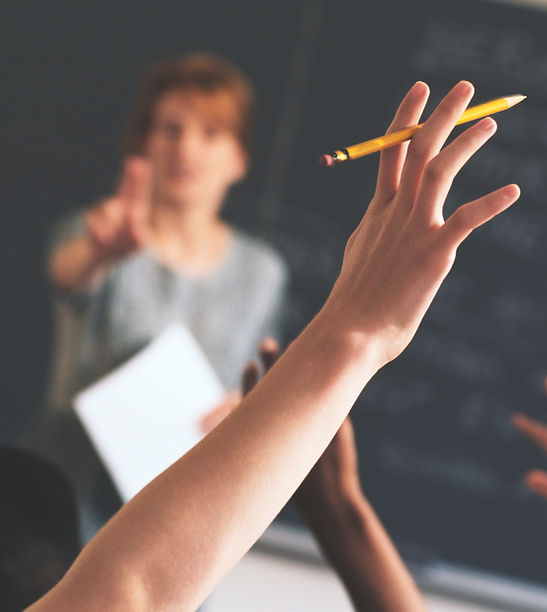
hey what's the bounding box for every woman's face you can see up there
[144,89,248,211]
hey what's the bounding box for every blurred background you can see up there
[2,0,547,609]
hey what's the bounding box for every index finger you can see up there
[512,413,547,453]
[242,362,260,397]
[259,337,280,373]
[117,156,152,209]
[375,81,430,202]
[397,80,475,206]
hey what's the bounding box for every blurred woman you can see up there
[30,54,288,540]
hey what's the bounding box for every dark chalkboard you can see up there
[225,1,547,607]
[3,0,547,608]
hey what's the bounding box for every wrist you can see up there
[83,233,118,267]
[310,305,387,376]
[302,489,376,551]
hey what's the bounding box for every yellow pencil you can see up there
[319,94,526,167]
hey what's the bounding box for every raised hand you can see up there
[84,156,152,262]
[240,339,360,512]
[241,337,280,396]
[199,338,279,434]
[512,376,547,500]
[291,418,359,514]
[242,341,426,611]
[323,80,520,368]
[49,156,153,291]
[35,82,519,612]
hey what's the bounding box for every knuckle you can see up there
[424,158,448,184]
[344,229,358,254]
[437,102,456,120]
[450,206,471,230]
[407,136,429,161]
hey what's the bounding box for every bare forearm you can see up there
[30,313,384,612]
[48,235,110,292]
[302,492,426,612]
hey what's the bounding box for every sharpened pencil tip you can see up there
[505,94,527,107]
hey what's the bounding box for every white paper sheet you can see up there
[74,323,225,502]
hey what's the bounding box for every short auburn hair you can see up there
[125,53,256,157]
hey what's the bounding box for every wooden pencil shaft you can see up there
[331,95,525,162]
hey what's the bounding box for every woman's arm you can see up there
[48,157,151,292]
[245,341,425,611]
[48,233,112,292]
[29,80,520,612]
[294,419,426,612]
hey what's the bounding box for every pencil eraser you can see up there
[318,154,335,167]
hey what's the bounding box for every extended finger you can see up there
[116,157,135,201]
[375,81,430,202]
[123,157,152,243]
[512,412,547,452]
[398,80,475,207]
[413,117,498,224]
[85,204,119,247]
[118,156,152,208]
[439,184,519,249]
[259,337,280,373]
[242,362,260,397]
[525,470,547,500]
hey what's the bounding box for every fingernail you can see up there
[410,81,428,97]
[453,80,474,97]
[478,117,497,131]
[503,184,521,201]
